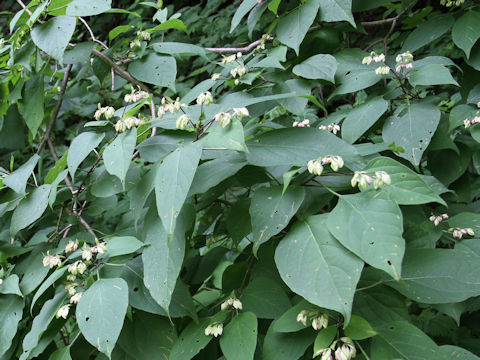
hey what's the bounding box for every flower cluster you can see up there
[463,111,480,128]
[42,251,63,269]
[351,171,391,190]
[296,310,329,331]
[395,51,414,72]
[204,322,223,337]
[375,65,391,75]
[362,52,385,65]
[440,0,464,6]
[319,123,341,135]
[114,116,146,133]
[213,107,250,128]
[176,114,190,130]
[230,65,247,84]
[307,155,344,176]
[429,213,449,226]
[220,297,243,311]
[158,97,187,117]
[314,337,356,360]
[124,89,149,103]
[450,227,475,239]
[221,53,239,65]
[130,30,151,49]
[211,73,222,81]
[94,104,115,120]
[255,34,274,53]
[293,119,310,127]
[196,91,213,106]
[65,240,78,253]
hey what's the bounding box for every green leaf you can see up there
[275,215,363,323]
[189,153,246,195]
[155,141,202,234]
[276,0,320,54]
[149,19,188,34]
[137,131,195,162]
[169,312,227,360]
[401,14,454,53]
[128,54,176,88]
[376,321,449,359]
[273,300,317,333]
[319,0,355,26]
[76,278,128,358]
[202,119,248,153]
[452,11,480,58]
[108,25,131,41]
[313,326,337,355]
[0,295,24,358]
[49,347,72,360]
[31,268,68,312]
[409,64,459,87]
[45,151,68,184]
[450,213,480,235]
[292,54,337,82]
[342,97,388,144]
[343,315,377,340]
[331,69,382,96]
[66,0,112,16]
[230,0,258,33]
[153,42,207,59]
[142,215,185,313]
[247,128,365,170]
[263,324,315,360]
[441,345,480,359]
[383,101,441,166]
[103,128,137,188]
[364,157,446,205]
[20,291,65,360]
[250,185,305,255]
[327,192,404,279]
[31,15,76,62]
[241,277,291,319]
[385,249,480,304]
[18,74,44,138]
[100,236,143,258]
[0,275,22,296]
[3,154,39,194]
[226,198,252,244]
[48,169,68,207]
[11,185,51,237]
[220,312,258,360]
[67,132,105,181]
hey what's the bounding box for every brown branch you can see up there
[361,10,406,27]
[78,215,98,240]
[78,17,109,50]
[16,0,32,15]
[206,39,263,54]
[37,64,73,154]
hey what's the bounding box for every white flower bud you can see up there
[70,292,83,304]
[157,106,166,118]
[307,159,323,176]
[104,107,115,119]
[362,56,372,65]
[65,283,76,295]
[214,112,232,128]
[65,240,78,253]
[114,120,127,133]
[130,39,141,49]
[176,114,190,130]
[211,73,221,81]
[76,261,87,274]
[232,299,243,310]
[96,242,107,254]
[82,248,92,261]
[221,54,236,64]
[233,107,250,120]
[466,228,475,236]
[196,91,213,106]
[464,119,471,128]
[56,304,70,319]
[312,313,328,330]
[373,171,391,189]
[296,310,308,326]
[375,65,391,75]
[137,30,151,41]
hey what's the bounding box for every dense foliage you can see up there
[2,0,480,358]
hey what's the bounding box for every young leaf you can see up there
[31,16,76,62]
[67,132,105,181]
[250,185,305,255]
[103,128,137,188]
[18,74,44,138]
[155,141,202,234]
[343,315,377,340]
[219,312,258,360]
[3,154,39,194]
[327,192,405,280]
[76,278,128,358]
[275,215,363,323]
[263,324,315,360]
[313,326,337,356]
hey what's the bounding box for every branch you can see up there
[361,10,406,27]
[37,64,73,154]
[206,39,263,54]
[78,214,99,241]
[78,17,109,50]
[16,0,32,15]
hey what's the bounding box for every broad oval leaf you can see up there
[292,54,337,82]
[263,323,315,360]
[66,0,112,16]
[441,345,480,360]
[10,184,51,237]
[0,295,24,358]
[3,154,39,194]
[230,0,258,33]
[76,278,128,357]
[31,15,76,62]
[103,128,136,187]
[327,192,404,279]
[364,157,446,205]
[275,214,363,323]
[319,0,355,26]
[67,132,105,181]
[202,119,248,153]
[408,64,459,87]
[241,277,291,319]
[331,69,382,96]
[452,11,480,58]
[250,185,305,254]
[128,54,176,88]
[219,312,258,360]
[401,14,454,53]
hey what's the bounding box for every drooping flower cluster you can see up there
[463,110,480,128]
[204,322,223,337]
[64,240,78,253]
[395,51,414,72]
[362,51,385,65]
[307,155,344,176]
[255,33,274,53]
[213,107,250,128]
[319,123,341,134]
[158,97,187,117]
[196,91,213,106]
[440,0,464,7]
[42,251,63,269]
[56,304,70,319]
[114,116,146,133]
[124,89,150,103]
[220,297,243,311]
[176,114,190,130]
[450,227,475,239]
[296,310,329,331]
[94,104,115,120]
[351,171,391,190]
[314,337,356,360]
[375,65,391,75]
[293,119,310,127]
[130,30,151,49]
[429,213,449,226]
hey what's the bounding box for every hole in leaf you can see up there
[369,242,374,245]
[133,287,139,292]
[387,260,392,265]
[85,317,90,322]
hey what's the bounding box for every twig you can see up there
[16,0,32,15]
[361,10,406,27]
[92,49,151,93]
[78,17,109,50]
[78,215,98,240]
[37,64,73,154]
[206,39,263,54]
